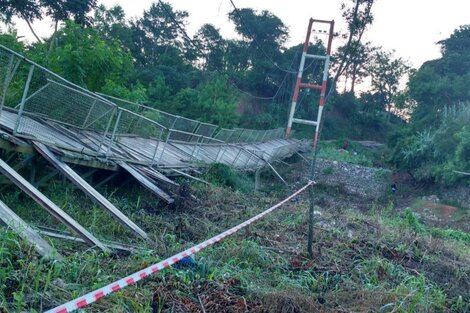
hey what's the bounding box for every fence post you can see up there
[13,65,34,135]
[105,109,122,158]
[82,100,97,128]
[98,107,115,152]
[190,135,203,162]
[151,129,164,166]
[157,130,171,166]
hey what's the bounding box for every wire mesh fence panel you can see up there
[230,148,255,168]
[113,109,166,139]
[0,51,31,113]
[147,110,178,129]
[245,149,265,169]
[251,130,265,143]
[94,93,286,146]
[0,45,118,152]
[237,129,254,143]
[213,128,234,142]
[194,122,218,138]
[167,129,200,143]
[228,129,244,143]
[95,94,181,131]
[172,116,199,133]
[16,80,115,143]
[192,144,225,164]
[110,109,166,163]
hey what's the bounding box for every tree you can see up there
[367,49,410,119]
[43,0,97,59]
[228,8,288,52]
[408,25,470,128]
[193,24,225,71]
[227,8,289,97]
[41,0,97,28]
[389,26,470,186]
[93,5,133,52]
[333,0,375,87]
[0,0,43,42]
[336,41,375,92]
[196,75,239,127]
[131,2,189,66]
[46,21,133,91]
[0,0,97,45]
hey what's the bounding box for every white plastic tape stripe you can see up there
[46,182,313,313]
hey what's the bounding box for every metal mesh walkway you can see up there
[0,44,304,172]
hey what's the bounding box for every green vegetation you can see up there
[204,163,253,192]
[0,178,468,312]
[0,0,409,140]
[388,25,470,187]
[0,0,469,312]
[315,140,385,167]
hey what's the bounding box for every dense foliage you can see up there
[0,0,403,133]
[1,1,467,187]
[389,25,470,187]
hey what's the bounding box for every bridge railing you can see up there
[0,45,117,151]
[96,93,286,144]
[0,44,294,169]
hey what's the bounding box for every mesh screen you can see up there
[18,81,114,134]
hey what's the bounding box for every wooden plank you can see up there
[0,200,63,261]
[33,142,148,240]
[0,157,109,252]
[118,161,174,204]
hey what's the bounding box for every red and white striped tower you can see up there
[286,18,335,151]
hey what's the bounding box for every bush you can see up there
[204,163,252,192]
[389,103,470,186]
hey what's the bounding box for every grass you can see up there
[315,140,381,167]
[0,161,468,312]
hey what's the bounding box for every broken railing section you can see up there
[0,199,63,261]
[0,157,109,252]
[117,161,174,204]
[33,142,149,239]
[97,93,287,145]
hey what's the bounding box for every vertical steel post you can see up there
[105,109,122,157]
[231,148,243,167]
[190,135,202,162]
[157,130,171,166]
[13,65,35,135]
[225,129,236,143]
[100,107,116,152]
[82,100,97,128]
[151,128,164,166]
[307,19,335,259]
[189,122,200,142]
[259,130,268,143]
[244,129,255,143]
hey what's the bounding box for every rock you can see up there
[423,195,440,203]
[52,278,67,289]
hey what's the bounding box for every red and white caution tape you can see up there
[46,182,313,313]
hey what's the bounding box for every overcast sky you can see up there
[9,0,470,69]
